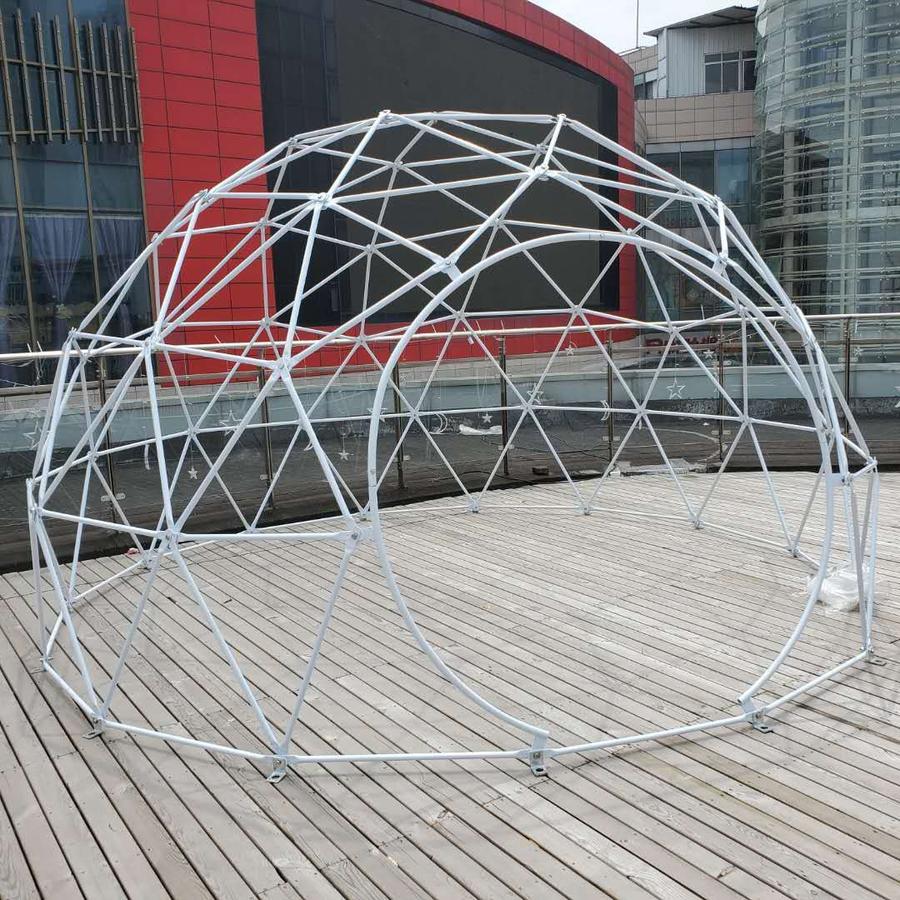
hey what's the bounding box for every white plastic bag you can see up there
[813,567,860,612]
[458,423,502,436]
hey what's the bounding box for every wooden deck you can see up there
[1,471,899,899]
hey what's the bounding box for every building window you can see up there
[705,50,756,94]
[24,211,93,352]
[1,139,150,384]
[635,78,656,100]
[0,3,148,385]
[742,51,757,90]
[641,142,753,319]
[634,70,657,101]
[16,140,87,209]
[680,149,715,194]
[715,147,751,223]
[0,145,33,371]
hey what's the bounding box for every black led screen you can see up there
[257,0,620,324]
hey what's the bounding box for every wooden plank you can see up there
[262,520,900,892]
[0,702,81,900]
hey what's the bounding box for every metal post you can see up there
[842,318,852,436]
[606,334,614,461]
[392,361,405,490]
[498,337,509,477]
[717,324,725,462]
[96,356,118,499]
[258,364,275,509]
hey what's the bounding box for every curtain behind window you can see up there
[26,214,87,347]
[95,216,144,337]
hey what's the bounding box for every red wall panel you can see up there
[129,0,270,374]
[130,0,637,370]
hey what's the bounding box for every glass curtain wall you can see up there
[0,1,148,386]
[756,0,900,315]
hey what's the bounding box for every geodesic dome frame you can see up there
[28,112,879,781]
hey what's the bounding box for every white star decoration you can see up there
[23,424,40,450]
[666,378,685,400]
[338,447,350,461]
[219,409,241,428]
[188,466,198,480]
[481,412,493,424]
[20,407,43,450]
[565,342,575,357]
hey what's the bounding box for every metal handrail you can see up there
[1,309,900,364]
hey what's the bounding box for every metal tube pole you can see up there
[258,364,275,509]
[842,317,852,436]
[717,324,725,462]
[96,356,118,499]
[606,334,614,461]
[392,361,405,490]
[498,337,509,477]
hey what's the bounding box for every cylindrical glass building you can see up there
[755,0,900,315]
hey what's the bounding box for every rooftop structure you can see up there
[645,5,757,37]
